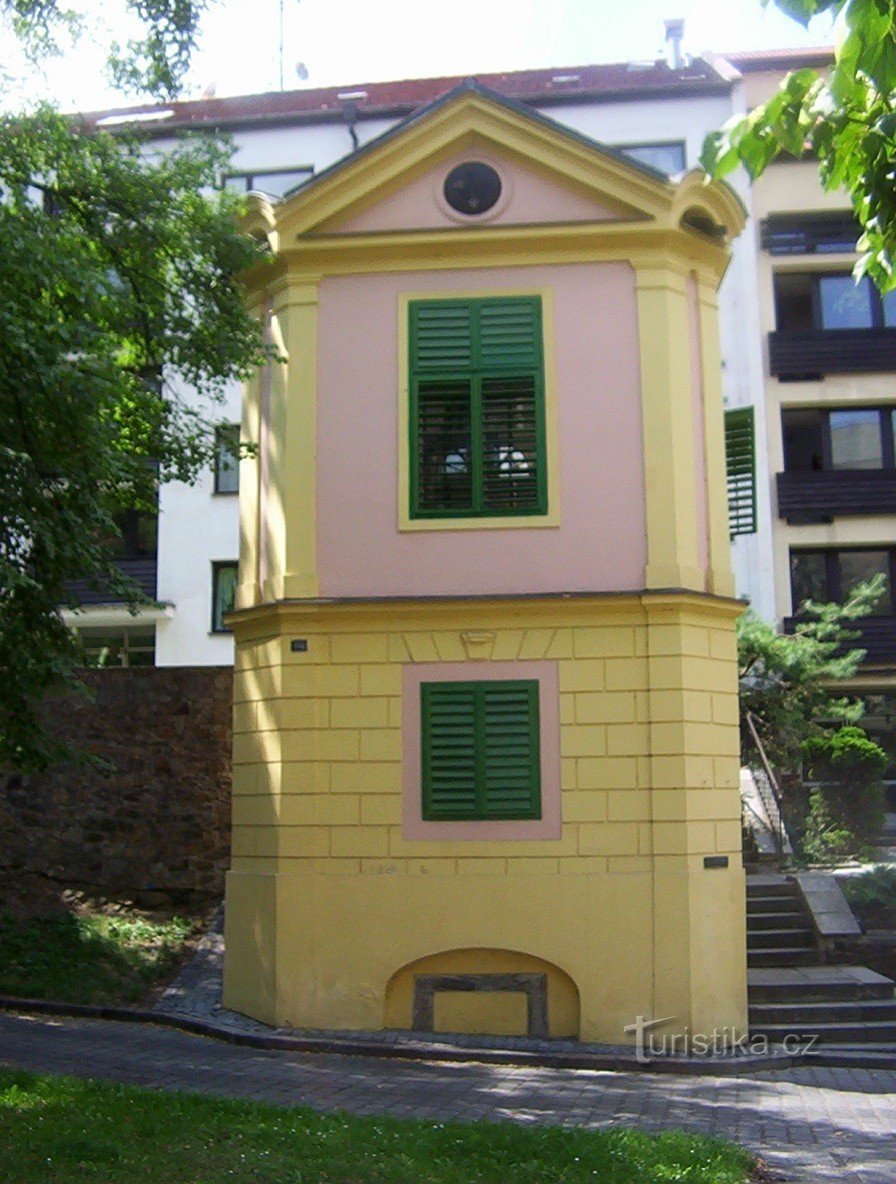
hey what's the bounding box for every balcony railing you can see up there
[784,615,896,666]
[769,328,896,377]
[66,557,157,607]
[776,469,896,522]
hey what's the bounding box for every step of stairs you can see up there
[747,908,805,929]
[745,875,796,898]
[747,927,814,950]
[751,1019,896,1044]
[750,997,896,1025]
[805,1045,896,1070]
[749,947,820,967]
[746,895,803,916]
[748,966,896,1003]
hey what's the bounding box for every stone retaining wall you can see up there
[0,668,232,906]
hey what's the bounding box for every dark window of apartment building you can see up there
[774,272,896,334]
[615,141,686,176]
[214,424,240,494]
[223,166,314,198]
[212,562,238,632]
[109,508,158,558]
[770,272,896,377]
[762,211,860,256]
[790,547,893,615]
[78,625,156,667]
[782,407,896,472]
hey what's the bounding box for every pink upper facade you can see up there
[245,84,741,605]
[315,259,647,599]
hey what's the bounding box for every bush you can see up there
[841,865,896,910]
[800,727,887,862]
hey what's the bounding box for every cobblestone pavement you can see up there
[2,1013,895,1183]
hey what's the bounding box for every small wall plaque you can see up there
[290,639,308,653]
[703,855,729,869]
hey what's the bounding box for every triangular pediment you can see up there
[317,138,627,234]
[270,83,680,240]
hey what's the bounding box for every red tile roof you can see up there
[722,46,834,71]
[78,57,733,133]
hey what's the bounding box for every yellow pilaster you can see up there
[643,594,747,1037]
[236,297,265,610]
[636,264,704,591]
[264,276,320,603]
[696,275,736,598]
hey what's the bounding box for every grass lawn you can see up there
[0,1069,754,1183]
[0,908,202,1005]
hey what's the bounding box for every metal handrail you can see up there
[744,710,790,857]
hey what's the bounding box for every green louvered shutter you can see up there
[421,680,541,820]
[724,407,757,537]
[421,682,479,820]
[409,297,546,518]
[480,681,541,818]
[411,302,473,371]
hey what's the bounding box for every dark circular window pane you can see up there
[443,162,502,215]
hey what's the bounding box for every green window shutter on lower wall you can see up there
[421,680,541,821]
[724,406,757,537]
[409,297,547,518]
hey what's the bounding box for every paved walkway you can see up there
[1,1012,895,1183]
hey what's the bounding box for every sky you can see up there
[9,0,838,112]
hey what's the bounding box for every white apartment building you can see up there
[65,48,774,665]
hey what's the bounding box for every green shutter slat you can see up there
[725,406,757,537]
[478,298,542,369]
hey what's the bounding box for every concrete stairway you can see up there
[746,874,896,1066]
[747,876,816,967]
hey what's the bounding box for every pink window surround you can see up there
[402,660,561,842]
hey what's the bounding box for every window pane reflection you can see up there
[830,409,883,469]
[819,275,874,329]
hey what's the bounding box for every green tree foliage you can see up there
[703,0,896,290]
[801,725,887,859]
[737,575,885,775]
[0,2,273,770]
[0,109,270,769]
[4,0,208,98]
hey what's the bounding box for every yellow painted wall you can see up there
[224,593,747,1044]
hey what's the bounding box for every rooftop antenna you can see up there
[279,0,302,90]
[664,18,685,69]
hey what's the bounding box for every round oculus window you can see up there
[443,161,502,216]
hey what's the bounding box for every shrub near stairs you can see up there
[801,727,888,862]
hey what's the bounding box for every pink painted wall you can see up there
[324,149,621,234]
[315,263,648,598]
